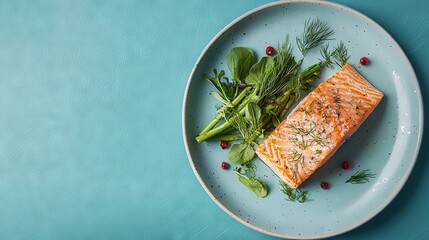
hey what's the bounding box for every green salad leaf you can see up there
[228,142,254,164]
[234,163,268,198]
[203,69,237,106]
[227,102,263,164]
[245,56,273,85]
[227,47,255,81]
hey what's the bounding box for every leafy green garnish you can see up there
[279,181,308,203]
[204,69,237,107]
[296,18,335,56]
[234,163,268,198]
[320,41,350,68]
[258,38,301,105]
[227,102,262,164]
[346,169,376,184]
[228,142,254,164]
[245,56,273,85]
[227,47,255,81]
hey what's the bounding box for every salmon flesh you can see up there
[256,63,384,189]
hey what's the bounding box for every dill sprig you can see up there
[346,169,376,184]
[296,18,335,56]
[320,41,350,68]
[259,37,301,105]
[279,181,308,203]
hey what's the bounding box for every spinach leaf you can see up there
[228,142,254,164]
[237,176,267,198]
[244,102,262,128]
[245,56,273,85]
[227,47,255,81]
[234,164,268,198]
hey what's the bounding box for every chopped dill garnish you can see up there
[289,149,304,166]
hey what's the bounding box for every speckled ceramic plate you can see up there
[182,1,423,239]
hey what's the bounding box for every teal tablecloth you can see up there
[0,0,427,239]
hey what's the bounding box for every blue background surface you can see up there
[0,0,427,239]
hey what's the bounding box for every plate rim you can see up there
[182,0,424,239]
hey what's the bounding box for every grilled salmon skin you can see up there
[256,63,383,189]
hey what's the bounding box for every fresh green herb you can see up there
[332,41,349,66]
[228,141,254,164]
[199,67,254,136]
[346,169,376,184]
[279,181,308,203]
[296,18,335,56]
[288,149,304,166]
[227,47,256,81]
[320,41,350,68]
[245,56,273,85]
[204,69,236,107]
[198,47,258,137]
[281,62,322,102]
[286,121,326,147]
[227,102,262,164]
[258,38,301,105]
[234,163,268,197]
[196,43,322,143]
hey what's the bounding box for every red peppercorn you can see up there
[360,57,369,65]
[266,46,275,56]
[220,140,228,149]
[321,182,329,190]
[342,160,351,170]
[221,161,230,170]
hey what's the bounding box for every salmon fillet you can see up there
[256,63,384,189]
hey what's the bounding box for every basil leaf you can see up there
[245,56,273,85]
[228,142,255,164]
[227,47,255,81]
